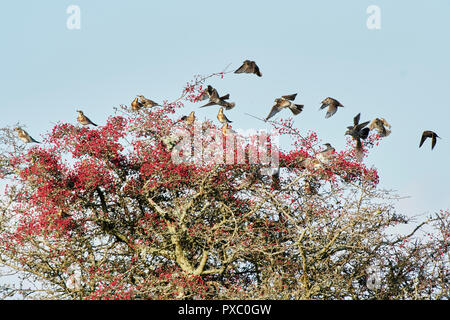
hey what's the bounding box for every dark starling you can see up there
[345,113,370,161]
[419,130,441,150]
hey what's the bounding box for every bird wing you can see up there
[199,91,210,101]
[353,113,361,126]
[85,116,97,126]
[355,120,370,131]
[289,104,304,115]
[419,132,429,148]
[254,64,262,77]
[431,134,437,150]
[234,63,249,74]
[325,105,337,118]
[222,113,232,123]
[222,101,235,110]
[360,127,370,140]
[282,93,297,101]
[265,105,281,121]
[200,101,217,108]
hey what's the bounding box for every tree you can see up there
[0,70,448,300]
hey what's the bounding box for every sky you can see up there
[1,0,449,220]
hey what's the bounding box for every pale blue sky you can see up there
[1,0,449,217]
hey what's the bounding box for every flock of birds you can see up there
[14,60,441,163]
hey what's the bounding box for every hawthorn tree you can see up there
[0,70,448,300]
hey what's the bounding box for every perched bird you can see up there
[304,177,320,195]
[131,97,143,111]
[369,118,391,137]
[76,110,98,126]
[15,128,40,144]
[320,97,344,119]
[180,111,196,125]
[200,86,235,110]
[234,60,262,77]
[217,107,233,124]
[316,143,335,163]
[419,130,441,150]
[265,93,304,121]
[221,123,237,136]
[345,113,370,161]
[137,95,160,108]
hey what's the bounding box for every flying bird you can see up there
[345,113,370,161]
[320,97,344,119]
[137,95,160,108]
[200,85,235,110]
[265,93,304,121]
[15,128,40,144]
[234,60,262,77]
[419,130,441,150]
[198,85,216,101]
[217,107,233,124]
[369,118,391,137]
[76,110,98,126]
[180,111,196,125]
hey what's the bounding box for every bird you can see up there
[316,143,335,163]
[419,130,441,150]
[15,128,40,144]
[304,177,320,195]
[221,123,237,136]
[57,209,71,219]
[320,97,344,118]
[271,167,280,190]
[345,113,370,161]
[369,118,391,137]
[76,110,98,126]
[131,97,143,111]
[217,107,233,124]
[200,85,235,110]
[180,111,196,125]
[161,134,182,152]
[198,85,216,101]
[265,93,304,121]
[137,95,160,108]
[234,60,262,77]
